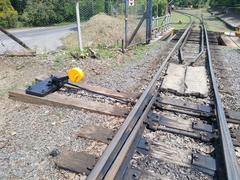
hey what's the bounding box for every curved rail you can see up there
[87,20,193,180]
[177,10,240,178]
[88,10,240,180]
[203,23,240,180]
[178,24,204,64]
[176,10,240,178]
[176,11,204,64]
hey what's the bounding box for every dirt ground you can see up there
[0,40,172,179]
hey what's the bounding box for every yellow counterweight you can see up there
[68,67,85,83]
[236,28,240,37]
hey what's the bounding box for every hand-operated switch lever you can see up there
[26,68,85,97]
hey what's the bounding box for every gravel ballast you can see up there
[0,41,172,179]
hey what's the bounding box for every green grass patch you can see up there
[171,11,192,30]
[66,46,116,60]
[173,9,232,32]
[53,52,69,69]
[96,45,114,59]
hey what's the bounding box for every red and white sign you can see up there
[129,0,134,6]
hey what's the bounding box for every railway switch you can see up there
[26,67,85,97]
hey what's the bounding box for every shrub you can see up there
[0,0,18,28]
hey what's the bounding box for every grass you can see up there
[172,9,232,32]
[53,52,69,69]
[171,11,192,30]
[96,47,114,59]
[66,46,115,60]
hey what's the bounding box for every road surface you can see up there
[0,24,77,54]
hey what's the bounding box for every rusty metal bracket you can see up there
[147,112,217,142]
[192,153,216,176]
[123,168,142,180]
[156,96,213,114]
[136,138,149,155]
[154,96,214,117]
[192,121,214,133]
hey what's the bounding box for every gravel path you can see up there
[0,41,172,179]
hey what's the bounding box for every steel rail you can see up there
[203,23,240,179]
[191,24,204,64]
[87,19,193,180]
[104,96,156,179]
[178,23,193,63]
[176,11,205,65]
[179,24,205,64]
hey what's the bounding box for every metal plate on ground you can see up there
[156,96,213,114]
[226,110,240,124]
[123,168,142,180]
[54,151,97,175]
[192,121,213,133]
[77,125,115,144]
[148,112,215,142]
[136,138,149,155]
[192,153,216,176]
[26,78,58,97]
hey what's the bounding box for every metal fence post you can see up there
[146,0,152,44]
[76,1,83,51]
[124,0,128,48]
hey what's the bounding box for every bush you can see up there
[21,0,76,26]
[0,0,18,28]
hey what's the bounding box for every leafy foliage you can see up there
[209,0,240,6]
[153,0,168,16]
[173,0,240,7]
[10,0,27,14]
[0,0,18,28]
[1,0,171,28]
[21,0,76,26]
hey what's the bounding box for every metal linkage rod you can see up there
[204,24,240,180]
[0,27,32,51]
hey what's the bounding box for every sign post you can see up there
[76,1,83,51]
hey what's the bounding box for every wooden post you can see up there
[76,1,83,51]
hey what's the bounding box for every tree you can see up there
[10,0,27,14]
[209,0,240,6]
[152,0,168,17]
[21,0,76,26]
[0,0,18,28]
[173,0,208,8]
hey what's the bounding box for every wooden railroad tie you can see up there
[9,89,129,117]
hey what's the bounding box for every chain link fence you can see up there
[64,0,125,49]
[0,1,172,55]
[64,0,150,50]
[127,1,147,46]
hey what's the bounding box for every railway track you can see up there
[4,12,238,180]
[83,16,240,180]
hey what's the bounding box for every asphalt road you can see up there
[0,24,77,54]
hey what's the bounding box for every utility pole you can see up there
[76,1,83,51]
